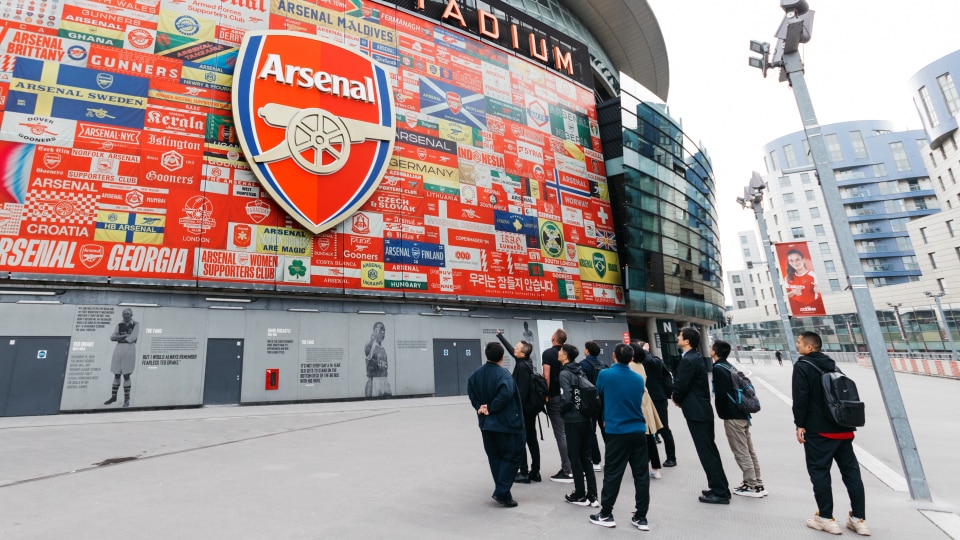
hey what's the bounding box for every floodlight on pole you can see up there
[750,1,930,501]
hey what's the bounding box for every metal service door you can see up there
[203,339,244,405]
[0,337,70,417]
[432,339,481,397]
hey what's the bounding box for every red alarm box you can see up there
[265,369,279,390]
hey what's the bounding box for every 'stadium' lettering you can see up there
[257,54,376,104]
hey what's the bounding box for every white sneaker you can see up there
[846,512,871,536]
[649,469,661,479]
[806,513,842,535]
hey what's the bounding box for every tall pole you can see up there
[741,190,797,364]
[727,315,742,363]
[751,3,931,500]
[928,292,958,361]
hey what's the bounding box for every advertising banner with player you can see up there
[774,241,826,317]
[0,0,623,309]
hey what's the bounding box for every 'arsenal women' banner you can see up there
[775,242,826,317]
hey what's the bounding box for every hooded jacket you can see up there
[559,362,591,424]
[792,351,855,434]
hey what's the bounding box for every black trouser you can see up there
[653,398,676,461]
[519,413,540,475]
[686,419,730,498]
[481,430,525,500]
[646,434,661,468]
[565,420,598,498]
[590,419,603,464]
[804,433,866,520]
[599,431,649,517]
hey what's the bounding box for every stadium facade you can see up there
[0,0,723,416]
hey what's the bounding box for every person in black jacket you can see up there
[673,326,730,504]
[640,340,676,466]
[558,344,599,507]
[496,330,540,483]
[468,341,526,508]
[793,332,870,536]
[711,340,766,498]
[543,329,573,483]
[580,340,605,471]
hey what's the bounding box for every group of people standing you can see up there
[467,326,870,536]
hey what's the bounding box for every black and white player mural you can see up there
[364,321,391,397]
[103,308,139,408]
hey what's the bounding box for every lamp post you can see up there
[737,171,797,364]
[886,302,913,357]
[727,315,742,363]
[925,291,958,361]
[843,314,859,352]
[750,0,930,500]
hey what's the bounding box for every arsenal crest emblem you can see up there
[233,31,396,234]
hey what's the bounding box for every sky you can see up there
[644,0,960,289]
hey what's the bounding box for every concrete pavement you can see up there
[0,361,957,539]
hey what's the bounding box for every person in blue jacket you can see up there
[468,341,526,507]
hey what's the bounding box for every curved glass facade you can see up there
[601,76,725,325]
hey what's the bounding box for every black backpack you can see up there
[573,373,602,419]
[524,365,548,416]
[714,363,761,414]
[583,356,607,385]
[798,359,865,428]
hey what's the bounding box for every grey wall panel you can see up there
[296,313,351,401]
[134,308,207,407]
[205,309,247,338]
[347,315,395,398]
[0,303,75,335]
[241,310,301,403]
[393,316,436,395]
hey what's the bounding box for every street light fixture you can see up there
[925,291,958,361]
[737,171,797,364]
[886,302,913,356]
[751,0,930,500]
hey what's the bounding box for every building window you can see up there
[815,224,825,236]
[737,301,747,309]
[779,176,791,187]
[829,279,841,292]
[769,150,779,171]
[939,177,946,191]
[872,163,887,177]
[825,133,843,162]
[938,72,960,117]
[919,86,940,127]
[783,144,797,168]
[773,214,779,225]
[949,168,957,185]
[791,227,805,238]
[820,242,831,255]
[810,207,820,218]
[920,227,928,243]
[948,220,955,237]
[743,248,751,258]
[800,172,811,184]
[805,189,816,201]
[938,278,947,294]
[749,274,754,282]
[929,253,938,269]
[955,246,960,263]
[801,139,811,164]
[849,130,868,158]
[787,210,800,222]
[732,274,741,283]
[735,288,744,296]
[930,152,938,167]
[740,234,748,244]
[783,192,796,204]
[824,260,835,272]
[890,141,910,172]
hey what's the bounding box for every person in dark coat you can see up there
[673,326,730,504]
[640,340,676,466]
[558,344,598,507]
[497,330,540,483]
[468,341,526,507]
[793,332,870,536]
